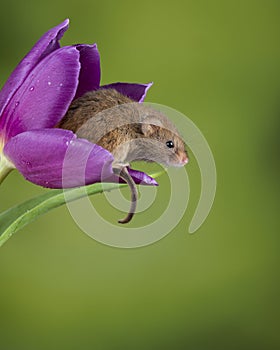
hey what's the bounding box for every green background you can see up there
[0,0,279,349]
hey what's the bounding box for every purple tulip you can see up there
[0,19,156,188]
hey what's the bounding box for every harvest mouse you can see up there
[58,88,188,224]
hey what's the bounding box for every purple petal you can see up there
[74,44,101,99]
[101,82,153,102]
[4,128,158,188]
[127,168,158,186]
[0,46,80,141]
[99,168,158,186]
[0,19,69,118]
[4,129,114,188]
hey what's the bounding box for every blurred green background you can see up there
[0,0,280,349]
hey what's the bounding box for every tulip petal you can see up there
[0,46,80,140]
[4,129,114,188]
[4,129,157,189]
[74,44,101,99]
[93,168,157,187]
[127,168,158,186]
[0,19,69,118]
[101,82,153,102]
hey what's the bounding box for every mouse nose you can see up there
[181,154,189,165]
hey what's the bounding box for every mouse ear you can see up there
[141,117,162,136]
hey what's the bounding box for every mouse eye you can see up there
[166,140,174,148]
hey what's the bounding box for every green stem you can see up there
[0,154,13,185]
[0,169,165,247]
[0,182,125,248]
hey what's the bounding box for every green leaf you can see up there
[0,170,165,247]
[0,183,124,248]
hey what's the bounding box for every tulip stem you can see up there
[0,154,13,185]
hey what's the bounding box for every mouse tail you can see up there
[113,166,138,224]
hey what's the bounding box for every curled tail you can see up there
[113,166,138,224]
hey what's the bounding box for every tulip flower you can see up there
[0,19,156,188]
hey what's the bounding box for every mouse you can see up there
[57,88,188,224]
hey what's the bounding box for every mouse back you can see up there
[58,88,188,167]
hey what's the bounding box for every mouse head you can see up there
[141,113,188,167]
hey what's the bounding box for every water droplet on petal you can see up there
[59,83,63,87]
[48,81,52,86]
[29,86,34,91]
[15,101,19,107]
